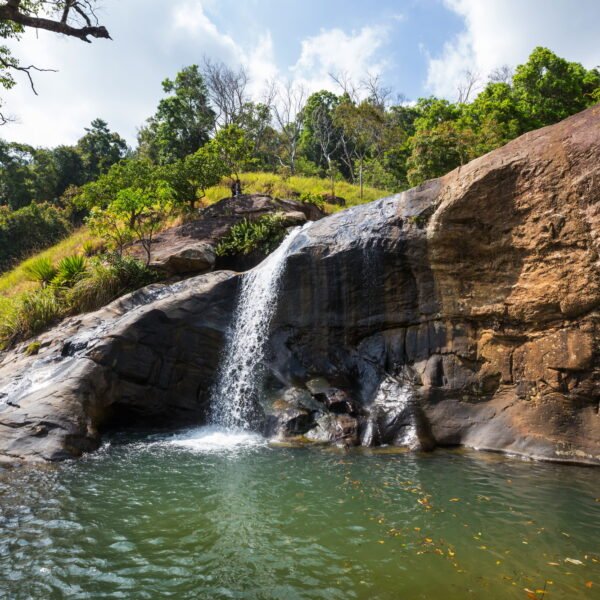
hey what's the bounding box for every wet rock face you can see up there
[265,106,600,464]
[1,107,599,464]
[0,272,239,462]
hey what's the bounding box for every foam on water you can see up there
[168,426,266,452]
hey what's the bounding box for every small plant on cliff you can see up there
[300,192,325,210]
[215,214,287,257]
[66,255,156,314]
[52,255,88,288]
[23,258,58,288]
[1,288,64,346]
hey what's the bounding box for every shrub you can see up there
[53,255,88,288]
[23,257,58,287]
[82,240,104,257]
[25,341,41,356]
[1,288,64,346]
[215,215,287,257]
[0,203,71,272]
[300,192,325,210]
[66,255,156,314]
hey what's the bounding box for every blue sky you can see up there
[3,0,600,147]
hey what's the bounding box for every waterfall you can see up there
[210,225,308,430]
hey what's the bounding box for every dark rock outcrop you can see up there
[131,194,325,275]
[1,106,599,464]
[0,272,239,462]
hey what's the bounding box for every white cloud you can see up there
[290,25,390,94]
[170,1,241,64]
[244,32,279,99]
[0,1,391,147]
[426,0,600,99]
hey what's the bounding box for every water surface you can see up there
[1,428,598,599]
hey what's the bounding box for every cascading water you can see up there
[210,224,309,430]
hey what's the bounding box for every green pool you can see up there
[1,427,598,599]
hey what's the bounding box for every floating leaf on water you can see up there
[585,581,593,588]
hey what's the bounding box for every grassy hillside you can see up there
[0,228,97,300]
[0,173,390,301]
[0,174,392,346]
[203,172,391,210]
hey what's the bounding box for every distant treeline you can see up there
[1,46,599,269]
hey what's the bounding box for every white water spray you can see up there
[210,225,308,430]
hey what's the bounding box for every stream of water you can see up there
[210,225,307,430]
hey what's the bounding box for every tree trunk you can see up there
[359,160,364,200]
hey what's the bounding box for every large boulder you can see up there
[266,105,600,464]
[0,271,238,463]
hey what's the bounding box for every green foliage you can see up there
[23,257,57,287]
[82,239,103,257]
[24,341,41,356]
[209,124,256,184]
[0,120,125,211]
[0,287,64,347]
[138,65,215,164]
[216,215,287,257]
[300,192,325,210]
[66,255,156,315]
[76,119,128,181]
[512,46,600,129]
[0,253,156,348]
[0,202,71,271]
[53,255,87,288]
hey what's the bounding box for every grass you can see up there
[202,172,391,211]
[0,227,97,299]
[0,173,391,344]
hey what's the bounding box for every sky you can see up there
[2,0,600,147]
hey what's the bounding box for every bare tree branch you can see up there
[457,69,481,103]
[329,71,359,102]
[0,56,56,94]
[0,1,111,42]
[202,57,249,129]
[489,65,513,84]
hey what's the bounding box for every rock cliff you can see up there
[1,106,598,465]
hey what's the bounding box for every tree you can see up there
[138,65,215,164]
[76,119,128,181]
[301,91,342,194]
[0,1,110,42]
[512,47,600,129]
[167,147,225,211]
[208,125,255,194]
[76,157,157,220]
[271,81,306,175]
[334,99,386,198]
[234,101,275,170]
[86,168,174,263]
[202,58,249,129]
